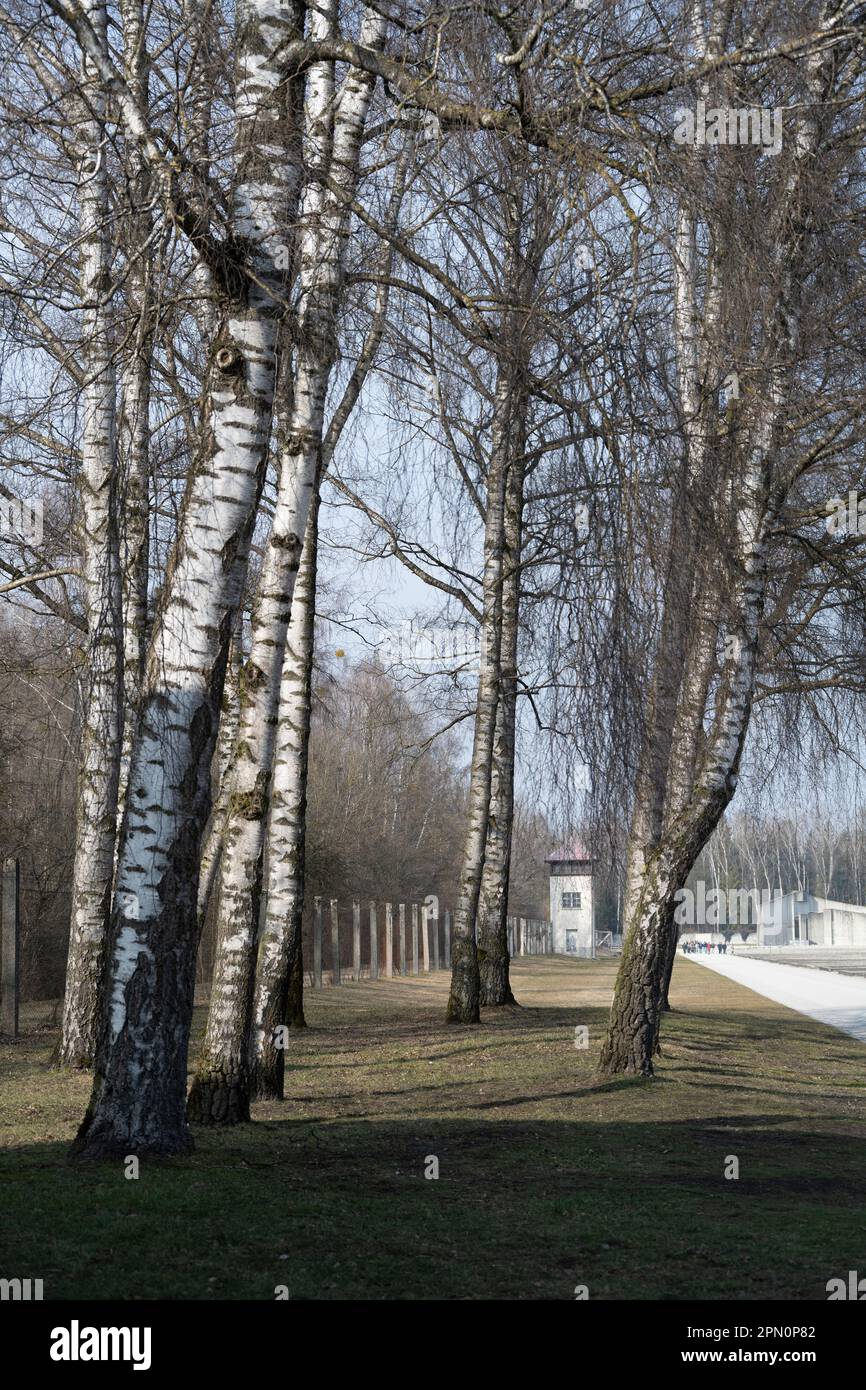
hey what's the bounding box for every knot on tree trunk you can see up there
[215,344,244,375]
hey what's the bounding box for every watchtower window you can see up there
[562,892,581,910]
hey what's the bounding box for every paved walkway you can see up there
[689,951,866,1043]
[734,948,866,977]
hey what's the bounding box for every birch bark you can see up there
[248,490,319,1099]
[58,0,124,1069]
[476,438,525,1007]
[71,0,301,1155]
[445,373,513,1023]
[116,0,153,826]
[248,151,407,1098]
[188,5,386,1120]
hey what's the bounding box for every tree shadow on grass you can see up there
[3,1112,865,1302]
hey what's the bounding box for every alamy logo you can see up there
[673,101,783,157]
[0,1277,43,1300]
[826,490,866,536]
[50,1321,152,1371]
[674,884,784,935]
[380,620,484,669]
[826,1270,866,1300]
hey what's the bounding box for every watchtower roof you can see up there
[545,842,593,864]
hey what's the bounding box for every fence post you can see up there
[313,897,323,988]
[519,917,526,955]
[399,903,407,975]
[369,901,378,981]
[411,903,419,975]
[444,909,451,968]
[421,902,430,972]
[432,904,440,971]
[353,899,361,979]
[385,903,394,978]
[330,899,341,985]
[1,859,19,1038]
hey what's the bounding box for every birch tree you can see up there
[188,4,388,1123]
[248,154,408,1101]
[65,0,305,1156]
[58,0,124,1068]
[601,0,865,1075]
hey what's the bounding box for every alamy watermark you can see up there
[1,1276,43,1300]
[674,884,786,936]
[0,496,43,546]
[379,619,486,670]
[50,1322,151,1371]
[673,101,783,157]
[826,490,866,537]
[827,1270,866,1300]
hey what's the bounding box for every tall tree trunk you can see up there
[477,457,524,1006]
[188,5,386,1121]
[248,491,319,1100]
[446,373,512,1024]
[117,0,153,826]
[58,0,124,1069]
[248,146,408,1095]
[70,0,301,1156]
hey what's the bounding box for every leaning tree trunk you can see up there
[607,69,722,1046]
[599,554,768,1077]
[248,491,319,1100]
[602,319,804,1076]
[659,558,722,1009]
[70,0,300,1157]
[186,449,316,1124]
[604,7,832,1071]
[58,0,124,1069]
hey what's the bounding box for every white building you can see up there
[757,891,866,948]
[546,844,595,956]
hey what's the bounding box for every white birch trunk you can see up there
[247,147,408,1098]
[116,0,153,826]
[249,491,320,1098]
[476,417,526,1007]
[187,5,386,1121]
[58,0,124,1069]
[71,0,302,1155]
[445,373,513,1023]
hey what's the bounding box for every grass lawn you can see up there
[2,956,865,1300]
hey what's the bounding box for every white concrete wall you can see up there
[756,893,866,947]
